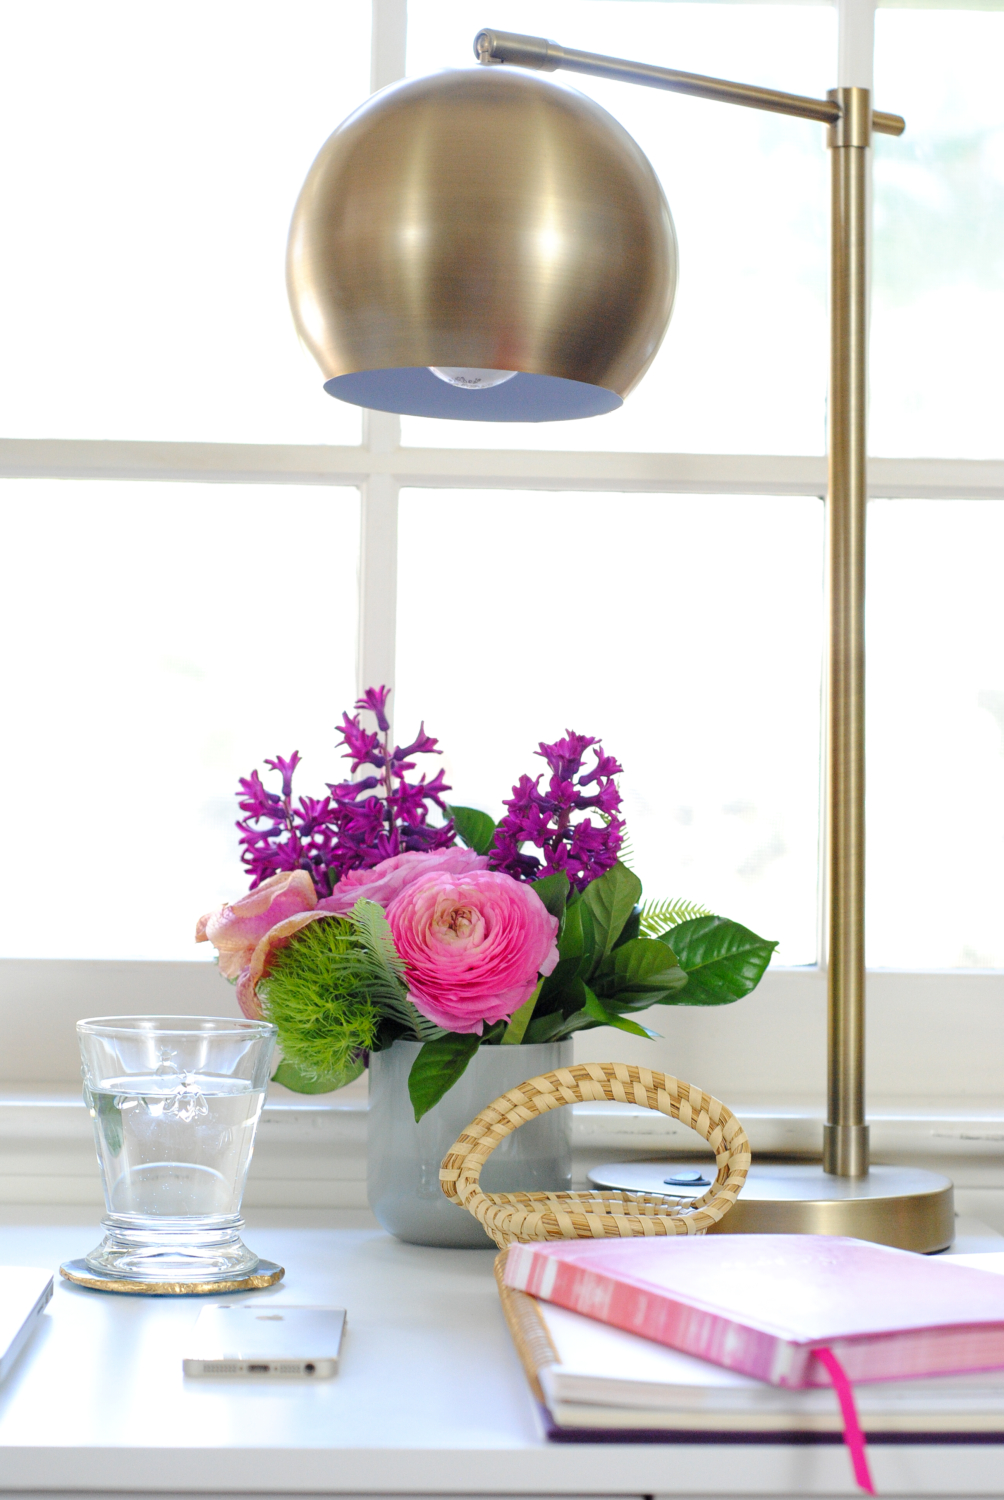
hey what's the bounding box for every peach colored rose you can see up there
[196,870,318,1017]
[386,870,559,1034]
[236,908,330,1019]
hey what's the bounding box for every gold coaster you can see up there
[59,1258,285,1296]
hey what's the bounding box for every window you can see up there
[0,480,359,960]
[0,1,370,444]
[871,8,1004,459]
[395,489,823,966]
[867,499,1004,968]
[1,0,1002,1095]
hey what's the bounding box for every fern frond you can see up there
[348,898,444,1042]
[639,897,712,939]
[349,898,405,988]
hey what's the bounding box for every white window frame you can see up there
[1,0,1002,1117]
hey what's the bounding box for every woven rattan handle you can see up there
[440,1061,750,1248]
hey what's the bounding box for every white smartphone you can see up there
[0,1268,52,1383]
[183,1304,346,1379]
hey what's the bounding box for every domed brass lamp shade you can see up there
[286,69,677,421]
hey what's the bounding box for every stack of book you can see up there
[496,1237,1004,1446]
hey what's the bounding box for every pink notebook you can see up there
[503,1235,1004,1389]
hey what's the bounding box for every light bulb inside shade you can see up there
[428,367,518,390]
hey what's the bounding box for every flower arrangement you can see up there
[197,688,777,1120]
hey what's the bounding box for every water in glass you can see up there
[88,1073,265,1219]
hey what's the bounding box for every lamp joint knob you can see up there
[827,86,872,149]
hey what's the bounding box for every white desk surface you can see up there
[0,1218,1003,1498]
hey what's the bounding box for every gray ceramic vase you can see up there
[367,1038,573,1247]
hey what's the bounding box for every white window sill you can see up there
[3,1083,1003,1227]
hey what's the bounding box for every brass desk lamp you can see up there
[286,29,954,1251]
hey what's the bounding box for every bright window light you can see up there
[0,2,371,445]
[395,489,823,965]
[0,480,359,960]
[868,500,1004,966]
[872,9,1004,459]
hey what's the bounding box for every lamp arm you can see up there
[474,29,905,137]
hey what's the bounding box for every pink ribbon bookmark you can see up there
[813,1346,876,1495]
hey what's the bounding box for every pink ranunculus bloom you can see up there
[385,870,559,1034]
[319,847,489,916]
[196,868,317,984]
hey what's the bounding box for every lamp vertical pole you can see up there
[822,87,871,1178]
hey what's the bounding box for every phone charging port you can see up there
[248,1363,270,1373]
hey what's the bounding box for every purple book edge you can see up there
[538,1403,1004,1447]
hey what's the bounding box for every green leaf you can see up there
[638,897,711,939]
[407,1033,480,1121]
[530,871,570,922]
[665,915,778,1006]
[447,804,497,855]
[583,986,661,1040]
[524,1009,577,1044]
[557,896,596,974]
[535,897,595,1015]
[581,861,643,962]
[272,1056,364,1093]
[597,936,688,995]
[612,905,641,949]
[526,1007,595,1043]
[521,974,591,1041]
[501,980,542,1045]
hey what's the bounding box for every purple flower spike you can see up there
[264,752,302,800]
[235,687,456,896]
[355,685,392,733]
[489,731,624,891]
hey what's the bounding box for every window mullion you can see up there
[354,0,408,724]
[837,0,876,398]
[371,0,407,91]
[838,0,875,91]
[357,469,400,714]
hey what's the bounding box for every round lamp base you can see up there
[587,1162,955,1253]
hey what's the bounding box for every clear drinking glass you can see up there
[78,1015,277,1282]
